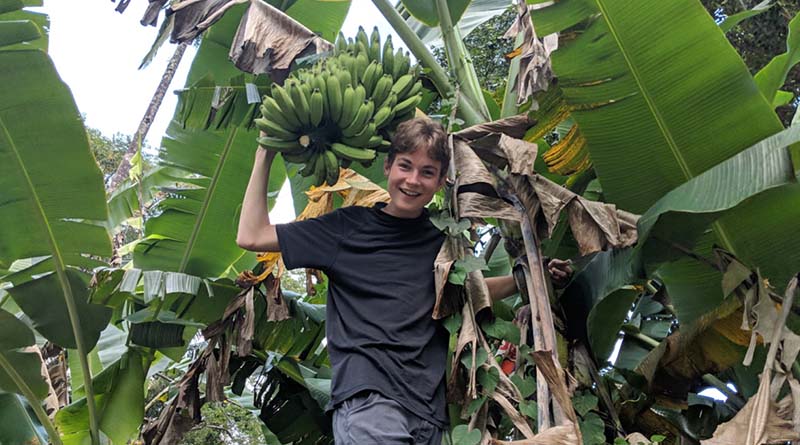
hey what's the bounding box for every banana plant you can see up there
[0,4,114,444]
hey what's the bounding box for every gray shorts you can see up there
[332,391,444,444]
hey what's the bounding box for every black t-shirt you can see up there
[276,203,448,426]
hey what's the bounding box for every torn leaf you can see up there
[229,0,334,81]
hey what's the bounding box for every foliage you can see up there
[178,402,266,445]
[702,0,800,125]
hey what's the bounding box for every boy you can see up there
[237,118,569,444]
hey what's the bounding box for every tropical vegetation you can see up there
[1,0,800,444]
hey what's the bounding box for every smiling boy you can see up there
[237,118,563,444]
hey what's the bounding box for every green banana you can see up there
[323,149,340,186]
[299,152,320,177]
[365,135,385,149]
[371,74,393,108]
[356,26,369,52]
[362,61,380,97]
[369,26,381,62]
[254,117,298,141]
[257,136,305,154]
[331,142,377,162]
[337,67,352,92]
[378,92,398,113]
[354,85,366,109]
[372,104,395,129]
[307,148,326,186]
[283,146,314,163]
[390,74,414,98]
[392,93,422,117]
[339,84,357,127]
[289,80,312,127]
[405,80,423,99]
[270,84,303,130]
[355,52,369,83]
[340,121,376,148]
[310,88,324,127]
[325,74,343,123]
[341,100,374,138]
[394,50,411,80]
[260,96,297,131]
[335,32,347,54]
[382,35,394,77]
[391,49,406,80]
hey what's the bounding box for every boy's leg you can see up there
[332,391,414,444]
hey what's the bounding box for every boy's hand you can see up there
[547,258,573,289]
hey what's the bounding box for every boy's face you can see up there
[382,148,446,219]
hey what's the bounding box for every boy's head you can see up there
[381,118,450,218]
[386,118,450,178]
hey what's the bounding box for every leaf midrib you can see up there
[178,128,239,273]
[593,0,737,252]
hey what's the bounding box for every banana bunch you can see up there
[255,26,427,186]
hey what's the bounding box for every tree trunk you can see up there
[107,42,189,192]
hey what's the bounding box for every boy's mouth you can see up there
[399,188,421,197]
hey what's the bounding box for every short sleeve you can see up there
[276,210,345,271]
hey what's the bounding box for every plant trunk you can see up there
[107,42,188,192]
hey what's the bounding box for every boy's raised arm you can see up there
[236,145,280,252]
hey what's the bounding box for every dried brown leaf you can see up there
[503,2,556,105]
[489,424,579,444]
[230,0,333,79]
[433,237,462,320]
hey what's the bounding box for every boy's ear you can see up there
[383,156,392,176]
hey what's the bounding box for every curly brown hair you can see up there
[388,118,450,178]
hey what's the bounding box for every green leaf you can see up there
[8,271,111,349]
[586,286,639,361]
[519,399,538,421]
[772,90,794,108]
[443,312,463,334]
[718,0,772,33]
[406,0,510,45]
[451,424,481,445]
[0,309,48,399]
[0,18,39,47]
[481,318,521,344]
[134,9,287,277]
[754,11,800,107]
[510,373,536,398]
[285,0,352,43]
[579,412,605,445]
[532,0,784,214]
[532,0,796,333]
[106,167,186,230]
[460,346,488,370]
[482,89,501,120]
[572,392,598,417]
[0,21,112,351]
[477,366,499,395]
[401,0,470,28]
[0,394,48,445]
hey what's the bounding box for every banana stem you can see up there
[434,0,490,120]
[370,0,485,126]
[0,354,64,445]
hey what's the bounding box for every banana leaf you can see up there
[753,10,800,108]
[400,0,470,28]
[404,0,512,45]
[531,0,799,326]
[0,4,112,351]
[106,166,187,230]
[0,394,48,445]
[564,125,800,359]
[134,6,287,277]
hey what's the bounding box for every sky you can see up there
[38,0,409,222]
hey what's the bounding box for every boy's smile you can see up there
[382,149,445,219]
